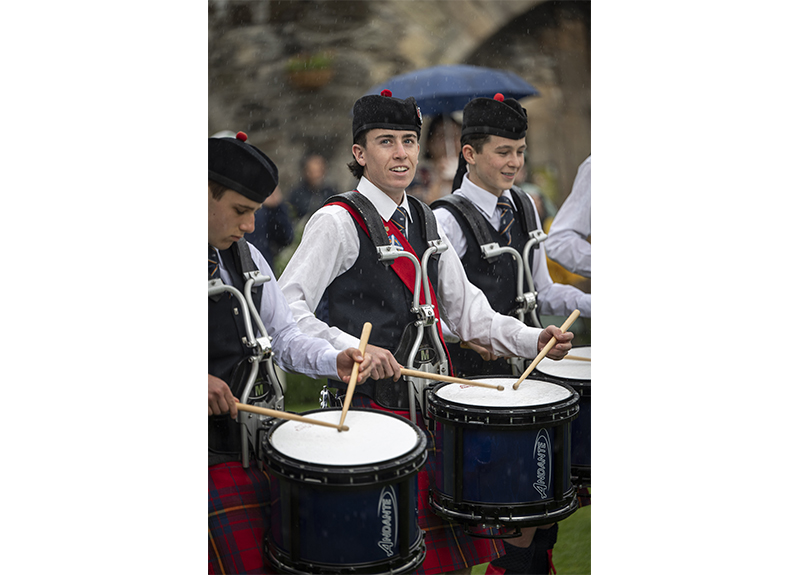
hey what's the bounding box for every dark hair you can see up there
[460,132,491,154]
[208,179,228,200]
[347,132,367,179]
[451,133,494,192]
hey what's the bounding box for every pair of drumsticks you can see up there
[239,310,585,432]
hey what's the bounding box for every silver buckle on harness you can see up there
[516,292,538,315]
[528,229,547,244]
[480,242,504,259]
[377,244,403,265]
[414,304,437,328]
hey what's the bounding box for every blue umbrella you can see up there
[363,64,539,117]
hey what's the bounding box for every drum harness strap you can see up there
[208,238,285,468]
[432,187,547,329]
[326,191,451,426]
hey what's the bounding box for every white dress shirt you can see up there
[214,242,340,379]
[278,176,548,360]
[434,173,591,318]
[546,155,591,277]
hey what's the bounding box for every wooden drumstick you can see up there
[564,354,591,362]
[236,403,349,432]
[401,368,504,391]
[513,310,581,390]
[338,322,372,431]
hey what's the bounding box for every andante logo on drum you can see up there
[377,486,398,556]
[532,430,552,499]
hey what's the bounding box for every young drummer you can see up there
[278,91,574,574]
[208,132,372,574]
[432,94,591,575]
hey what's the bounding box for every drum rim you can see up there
[427,379,580,426]
[430,489,579,529]
[533,343,591,383]
[433,376,577,408]
[532,372,590,394]
[261,408,427,484]
[266,530,426,575]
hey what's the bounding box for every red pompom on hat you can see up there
[236,131,248,142]
[381,89,393,97]
[493,93,505,102]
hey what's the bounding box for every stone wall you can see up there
[208,0,589,206]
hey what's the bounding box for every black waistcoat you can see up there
[321,196,442,402]
[208,241,263,464]
[433,191,539,377]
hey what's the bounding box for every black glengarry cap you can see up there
[352,89,423,141]
[208,131,279,203]
[461,93,527,140]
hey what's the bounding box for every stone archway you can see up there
[208,0,589,204]
[468,1,591,206]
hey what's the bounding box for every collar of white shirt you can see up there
[356,176,414,224]
[457,175,513,222]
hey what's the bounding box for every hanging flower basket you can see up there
[286,52,334,91]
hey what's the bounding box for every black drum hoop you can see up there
[266,534,426,575]
[260,408,427,486]
[426,379,580,427]
[430,490,578,530]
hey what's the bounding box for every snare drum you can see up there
[427,378,580,533]
[260,408,427,574]
[535,345,591,485]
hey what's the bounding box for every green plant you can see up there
[285,52,333,72]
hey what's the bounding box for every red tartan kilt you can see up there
[208,461,276,575]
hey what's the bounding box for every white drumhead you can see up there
[434,379,572,408]
[535,346,591,380]
[269,410,419,466]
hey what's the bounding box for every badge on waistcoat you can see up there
[386,226,405,250]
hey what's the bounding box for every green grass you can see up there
[283,372,590,575]
[469,504,591,574]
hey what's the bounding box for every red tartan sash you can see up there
[331,199,453,375]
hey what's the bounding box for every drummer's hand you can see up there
[208,374,239,419]
[365,344,403,381]
[538,325,574,360]
[336,348,373,384]
[462,340,499,362]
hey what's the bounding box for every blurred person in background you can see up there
[288,153,337,221]
[244,185,294,272]
[407,114,462,204]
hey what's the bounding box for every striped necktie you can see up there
[496,196,515,245]
[208,245,220,280]
[390,206,409,239]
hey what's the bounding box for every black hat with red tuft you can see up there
[460,92,527,141]
[208,131,279,203]
[352,89,423,142]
